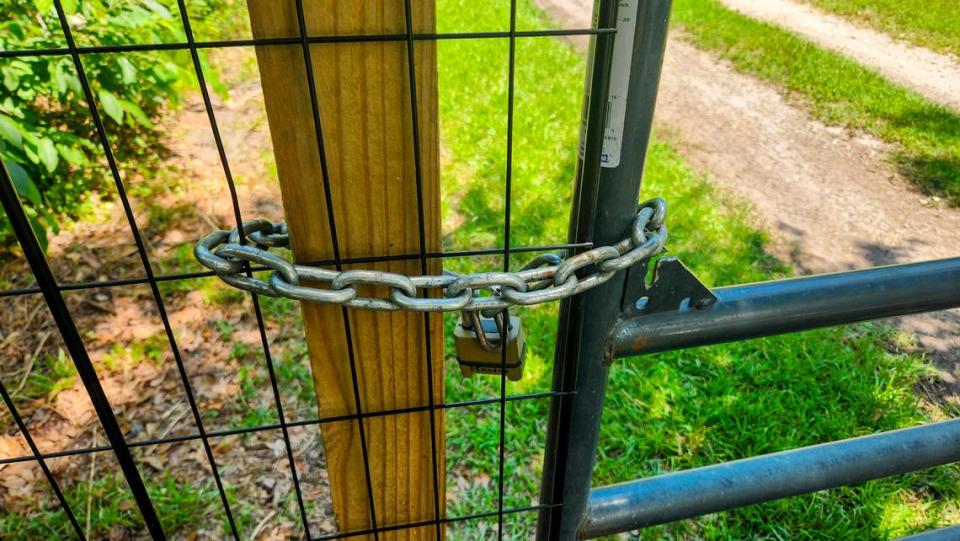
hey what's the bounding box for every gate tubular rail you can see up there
[900,525,960,540]
[583,418,960,538]
[610,256,960,358]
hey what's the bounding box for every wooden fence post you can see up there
[246,2,443,538]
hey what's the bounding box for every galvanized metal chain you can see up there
[194,198,667,312]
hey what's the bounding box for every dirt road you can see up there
[535,0,960,379]
[719,0,960,112]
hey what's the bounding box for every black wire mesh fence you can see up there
[0,1,616,538]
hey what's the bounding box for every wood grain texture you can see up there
[246,2,443,538]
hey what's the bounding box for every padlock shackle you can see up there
[466,309,510,353]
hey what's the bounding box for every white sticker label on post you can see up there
[601,0,638,168]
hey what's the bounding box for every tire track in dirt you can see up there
[535,0,960,382]
[719,0,960,112]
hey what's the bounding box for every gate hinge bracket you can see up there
[620,256,717,317]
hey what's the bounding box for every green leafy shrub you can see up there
[0,0,227,249]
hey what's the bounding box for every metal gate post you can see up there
[537,0,673,538]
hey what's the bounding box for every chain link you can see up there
[194,198,667,312]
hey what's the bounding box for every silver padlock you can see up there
[454,310,526,381]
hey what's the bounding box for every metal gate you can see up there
[2,0,960,539]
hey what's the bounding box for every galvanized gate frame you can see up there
[536,0,960,539]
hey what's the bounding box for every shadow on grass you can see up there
[882,100,960,204]
[896,153,960,204]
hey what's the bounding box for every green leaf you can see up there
[22,143,39,166]
[97,89,124,124]
[199,51,229,99]
[37,138,58,173]
[52,62,68,94]
[0,115,21,148]
[120,100,154,129]
[56,143,86,167]
[117,57,137,85]
[27,213,48,253]
[2,67,20,93]
[35,0,54,16]
[61,0,78,13]
[3,158,42,206]
[7,23,25,41]
[40,206,59,235]
[55,61,82,95]
[141,0,172,18]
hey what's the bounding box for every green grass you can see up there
[0,473,217,540]
[437,5,585,251]
[436,0,959,538]
[7,330,168,411]
[12,347,76,401]
[672,0,960,206]
[800,0,960,57]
